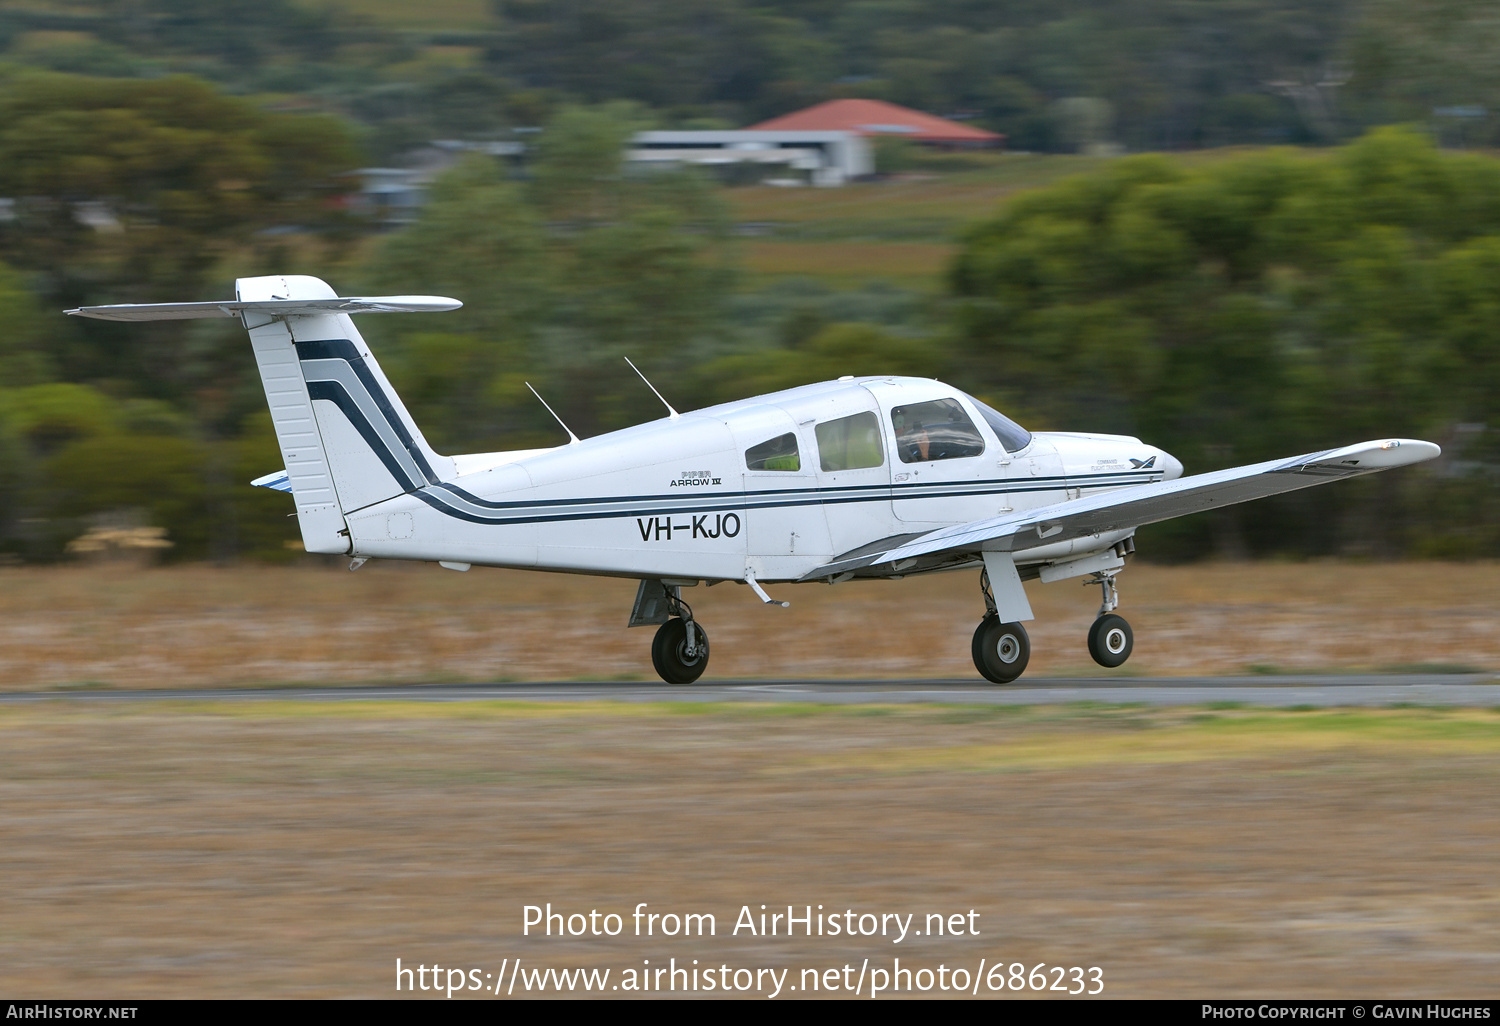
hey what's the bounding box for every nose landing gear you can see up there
[1084,569,1133,668]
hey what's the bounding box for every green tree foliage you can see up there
[44,434,212,555]
[1348,0,1500,145]
[367,105,735,445]
[0,382,231,561]
[0,261,53,386]
[488,0,1360,148]
[689,322,942,408]
[951,128,1500,557]
[0,71,360,307]
[1,0,1495,155]
[0,71,362,426]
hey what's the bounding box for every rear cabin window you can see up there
[815,411,884,471]
[891,398,986,463]
[745,432,801,471]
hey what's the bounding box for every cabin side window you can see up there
[815,411,884,471]
[745,432,801,471]
[890,398,986,463]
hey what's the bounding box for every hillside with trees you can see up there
[0,2,1498,562]
[2,0,1498,153]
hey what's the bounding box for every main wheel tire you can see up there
[971,614,997,677]
[651,618,710,684]
[1088,613,1133,668]
[974,618,1030,684]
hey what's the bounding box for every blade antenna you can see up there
[525,382,580,444]
[624,356,679,420]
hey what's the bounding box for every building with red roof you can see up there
[747,98,1003,148]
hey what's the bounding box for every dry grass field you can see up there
[1,560,1498,691]
[4,701,1499,998]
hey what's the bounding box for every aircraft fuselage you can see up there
[342,376,1183,583]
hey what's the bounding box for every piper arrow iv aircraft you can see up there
[70,275,1441,685]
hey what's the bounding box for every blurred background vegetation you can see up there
[0,0,1498,562]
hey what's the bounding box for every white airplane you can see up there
[70,275,1441,685]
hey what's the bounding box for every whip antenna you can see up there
[526,382,580,444]
[624,356,679,420]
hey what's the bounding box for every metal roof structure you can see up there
[747,98,1003,146]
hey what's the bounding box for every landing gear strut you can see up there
[1084,569,1133,668]
[972,568,1030,684]
[650,589,710,684]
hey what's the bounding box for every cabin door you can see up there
[732,404,832,581]
[801,386,895,557]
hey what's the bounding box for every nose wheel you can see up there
[1088,613,1133,667]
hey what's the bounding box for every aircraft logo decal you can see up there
[1128,456,1157,469]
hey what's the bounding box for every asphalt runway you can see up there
[2,674,1498,707]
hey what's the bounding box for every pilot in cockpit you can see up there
[894,412,930,462]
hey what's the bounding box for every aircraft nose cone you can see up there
[1159,450,1184,480]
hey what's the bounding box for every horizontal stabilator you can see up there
[65,296,462,322]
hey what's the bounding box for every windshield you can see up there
[965,395,1032,453]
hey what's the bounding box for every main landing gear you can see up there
[650,591,710,684]
[972,567,1030,684]
[972,615,1030,684]
[631,581,712,684]
[971,565,1135,684]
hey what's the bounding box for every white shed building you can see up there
[627,130,873,186]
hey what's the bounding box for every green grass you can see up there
[724,155,1098,289]
[728,154,1099,242]
[726,148,1295,289]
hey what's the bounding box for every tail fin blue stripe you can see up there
[295,339,438,485]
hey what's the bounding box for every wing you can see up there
[800,438,1441,581]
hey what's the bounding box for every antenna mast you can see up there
[525,382,580,444]
[624,356,679,419]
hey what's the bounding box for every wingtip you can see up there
[1339,438,1442,468]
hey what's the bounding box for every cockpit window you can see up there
[891,399,986,464]
[745,432,801,471]
[966,395,1033,453]
[815,411,884,471]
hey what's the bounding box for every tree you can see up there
[951,128,1500,557]
[364,104,735,447]
[0,72,360,301]
[687,322,942,408]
